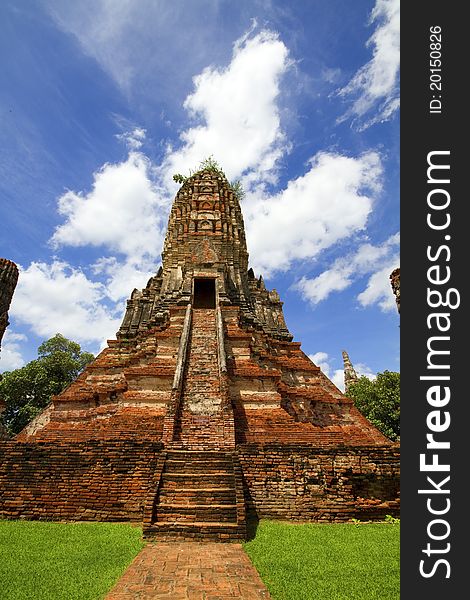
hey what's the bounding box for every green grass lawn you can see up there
[0,519,399,600]
[0,521,144,600]
[244,520,400,600]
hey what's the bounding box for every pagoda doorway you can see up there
[193,278,216,308]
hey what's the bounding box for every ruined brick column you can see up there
[390,267,400,313]
[0,258,19,351]
[342,350,359,393]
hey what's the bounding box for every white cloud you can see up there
[0,331,27,373]
[296,233,399,310]
[244,151,383,275]
[116,127,146,150]
[309,352,345,391]
[354,363,376,380]
[309,351,375,392]
[357,259,400,311]
[43,0,258,101]
[51,150,167,263]
[92,256,156,302]
[10,261,121,348]
[310,351,328,365]
[160,29,292,190]
[43,0,147,93]
[337,0,400,129]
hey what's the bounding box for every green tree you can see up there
[0,334,94,435]
[348,371,400,441]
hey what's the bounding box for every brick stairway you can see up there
[173,308,228,448]
[144,450,246,541]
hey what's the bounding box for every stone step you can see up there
[165,455,231,463]
[144,521,245,542]
[147,520,240,530]
[166,450,233,458]
[157,502,237,509]
[164,460,233,471]
[166,449,233,458]
[156,504,237,523]
[158,488,236,504]
[162,473,234,486]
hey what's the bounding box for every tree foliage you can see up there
[347,371,400,441]
[0,334,94,435]
[172,156,245,201]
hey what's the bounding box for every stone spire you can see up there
[118,168,292,341]
[390,267,400,313]
[0,258,19,351]
[342,350,359,393]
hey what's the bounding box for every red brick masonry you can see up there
[0,441,398,523]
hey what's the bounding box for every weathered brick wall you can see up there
[238,444,400,522]
[0,440,163,521]
[0,440,399,524]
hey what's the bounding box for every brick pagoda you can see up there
[0,168,399,539]
[0,258,19,351]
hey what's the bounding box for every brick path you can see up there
[105,542,271,600]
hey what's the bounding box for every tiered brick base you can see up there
[0,441,399,525]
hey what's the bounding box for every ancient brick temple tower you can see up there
[0,258,19,351]
[0,168,399,539]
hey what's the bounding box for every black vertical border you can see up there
[401,4,465,598]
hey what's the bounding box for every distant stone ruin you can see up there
[342,350,359,393]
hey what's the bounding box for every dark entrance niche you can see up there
[193,278,216,308]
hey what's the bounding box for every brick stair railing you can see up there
[143,450,246,541]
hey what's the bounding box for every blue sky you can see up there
[0,0,399,389]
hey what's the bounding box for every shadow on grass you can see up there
[245,510,260,541]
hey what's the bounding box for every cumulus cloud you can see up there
[160,29,292,190]
[296,233,399,309]
[337,0,400,129]
[244,151,383,275]
[357,259,400,311]
[0,331,27,373]
[10,261,122,348]
[92,256,156,302]
[51,150,167,263]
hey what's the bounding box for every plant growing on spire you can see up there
[172,156,246,201]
